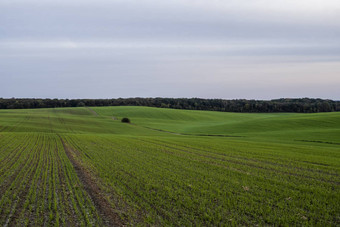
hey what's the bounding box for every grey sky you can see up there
[1,0,340,99]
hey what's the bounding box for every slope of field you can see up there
[93,106,340,143]
[0,106,339,226]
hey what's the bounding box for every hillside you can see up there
[93,106,340,143]
[0,107,339,226]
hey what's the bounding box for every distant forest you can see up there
[0,98,339,113]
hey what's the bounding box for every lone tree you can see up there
[121,117,130,123]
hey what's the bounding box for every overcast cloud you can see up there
[1,0,339,99]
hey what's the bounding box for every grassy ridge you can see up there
[0,106,339,225]
[93,106,340,143]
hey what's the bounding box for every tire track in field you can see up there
[53,141,79,226]
[134,124,243,137]
[59,137,123,227]
[86,107,99,116]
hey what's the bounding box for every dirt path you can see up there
[141,126,182,135]
[86,107,99,116]
[139,125,242,137]
[60,137,123,227]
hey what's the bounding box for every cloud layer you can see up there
[1,0,339,99]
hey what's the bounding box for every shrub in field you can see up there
[121,117,130,123]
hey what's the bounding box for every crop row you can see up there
[0,133,102,226]
[64,134,340,226]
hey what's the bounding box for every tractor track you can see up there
[60,137,123,227]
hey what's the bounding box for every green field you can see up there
[0,106,339,226]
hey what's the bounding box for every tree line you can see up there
[0,98,339,113]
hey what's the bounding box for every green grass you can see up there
[93,106,340,143]
[0,106,339,226]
